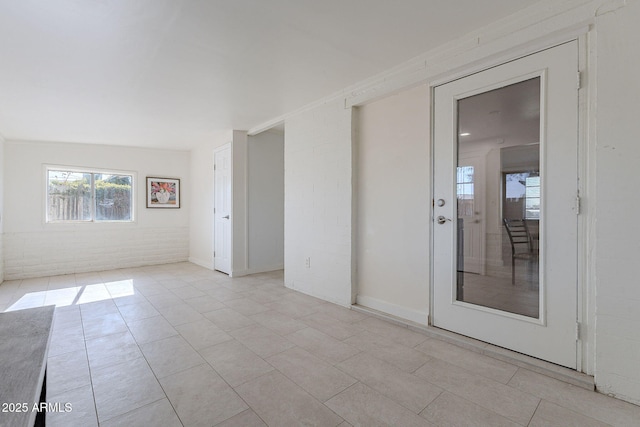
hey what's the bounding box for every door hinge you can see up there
[214,164,217,171]
[214,251,216,257]
[577,71,582,90]
[575,195,581,215]
[576,322,582,340]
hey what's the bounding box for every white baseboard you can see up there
[356,295,428,326]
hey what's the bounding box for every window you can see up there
[47,167,134,222]
[503,171,540,220]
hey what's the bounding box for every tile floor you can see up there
[1,262,639,426]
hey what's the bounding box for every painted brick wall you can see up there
[593,1,640,405]
[3,226,188,280]
[3,140,190,281]
[284,99,353,306]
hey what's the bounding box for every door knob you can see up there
[222,215,230,219]
[437,216,452,224]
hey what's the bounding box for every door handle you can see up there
[222,215,230,219]
[437,216,452,224]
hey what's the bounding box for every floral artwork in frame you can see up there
[147,177,180,208]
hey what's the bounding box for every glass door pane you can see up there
[455,77,541,318]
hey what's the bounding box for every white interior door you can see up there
[456,155,486,275]
[214,144,232,274]
[432,41,579,368]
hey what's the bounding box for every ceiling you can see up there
[0,0,541,150]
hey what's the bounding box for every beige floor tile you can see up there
[156,302,204,326]
[52,306,82,329]
[48,324,86,357]
[47,384,98,427]
[235,371,344,427]
[509,368,640,426]
[91,357,165,423]
[111,292,149,307]
[82,312,128,339]
[414,357,540,425]
[344,331,430,373]
[313,303,369,323]
[75,283,112,305]
[160,363,248,426]
[175,318,232,350]
[5,291,46,311]
[103,279,136,299]
[300,312,364,340]
[325,382,433,427]
[267,347,358,402]
[47,349,91,396]
[7,263,639,427]
[139,335,205,378]
[529,400,613,427]
[336,352,442,413]
[79,299,120,319]
[249,310,307,336]
[420,392,520,427]
[264,298,323,319]
[204,287,245,302]
[127,315,179,345]
[244,288,287,304]
[224,297,271,316]
[415,338,518,384]
[286,327,361,365]
[171,285,207,300]
[100,398,182,427]
[146,292,183,308]
[86,331,143,370]
[203,307,256,331]
[158,278,192,290]
[199,339,274,387]
[354,317,428,348]
[189,278,218,291]
[215,409,267,427]
[183,295,225,313]
[132,283,168,298]
[229,324,295,358]
[44,286,82,307]
[117,301,160,323]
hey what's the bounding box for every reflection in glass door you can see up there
[455,77,541,318]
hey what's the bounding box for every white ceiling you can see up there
[0,0,541,150]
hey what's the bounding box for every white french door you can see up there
[214,144,232,275]
[432,41,579,368]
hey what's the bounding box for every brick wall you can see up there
[284,98,354,306]
[3,226,188,280]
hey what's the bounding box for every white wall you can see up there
[3,140,190,279]
[189,130,251,277]
[231,130,249,276]
[188,131,231,269]
[247,130,284,274]
[280,0,640,405]
[593,0,640,404]
[355,86,430,324]
[284,98,353,306]
[0,134,4,283]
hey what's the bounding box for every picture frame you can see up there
[146,177,180,208]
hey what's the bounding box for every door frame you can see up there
[428,37,590,373]
[213,143,233,275]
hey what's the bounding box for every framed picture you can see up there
[147,177,180,208]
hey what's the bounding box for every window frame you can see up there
[502,170,540,221]
[45,165,136,224]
